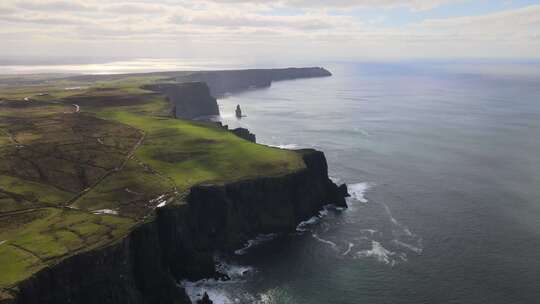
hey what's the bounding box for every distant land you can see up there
[0,67,346,304]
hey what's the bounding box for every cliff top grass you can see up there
[0,73,305,290]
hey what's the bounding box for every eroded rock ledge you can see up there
[4,149,347,304]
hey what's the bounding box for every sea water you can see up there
[187,61,540,304]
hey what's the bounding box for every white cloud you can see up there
[0,0,538,60]
[204,0,462,11]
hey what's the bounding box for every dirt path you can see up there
[9,243,43,262]
[64,130,146,207]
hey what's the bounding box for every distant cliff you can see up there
[143,82,219,120]
[143,68,333,119]
[172,67,332,97]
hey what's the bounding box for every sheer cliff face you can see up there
[144,82,219,120]
[7,150,346,304]
[174,67,332,97]
[157,149,347,282]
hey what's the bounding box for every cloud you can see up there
[15,0,92,12]
[205,0,463,11]
[0,1,538,60]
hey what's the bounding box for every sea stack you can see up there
[236,104,243,118]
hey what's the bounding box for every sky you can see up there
[0,0,539,63]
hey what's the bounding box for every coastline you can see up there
[0,67,347,304]
[4,149,347,304]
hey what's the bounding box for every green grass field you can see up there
[0,208,134,287]
[0,74,305,290]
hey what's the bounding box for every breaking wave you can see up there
[354,241,398,265]
[183,260,254,304]
[234,234,277,255]
[348,182,371,203]
[312,233,338,250]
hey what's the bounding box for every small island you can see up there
[0,67,346,304]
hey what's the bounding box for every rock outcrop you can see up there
[5,149,347,304]
[143,82,219,120]
[230,127,256,143]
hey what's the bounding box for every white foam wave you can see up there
[234,234,277,255]
[216,261,254,279]
[183,259,255,304]
[392,239,423,254]
[348,183,371,203]
[296,205,335,232]
[312,233,338,250]
[319,208,329,217]
[329,176,342,184]
[354,241,395,265]
[381,202,413,237]
[342,242,354,256]
[183,279,234,304]
[296,215,319,232]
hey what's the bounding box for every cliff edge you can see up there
[4,149,347,304]
[173,67,332,96]
[143,82,219,120]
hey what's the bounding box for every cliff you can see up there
[5,223,190,304]
[143,82,219,120]
[4,149,347,304]
[229,127,256,143]
[173,67,332,97]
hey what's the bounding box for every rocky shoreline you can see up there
[1,67,346,304]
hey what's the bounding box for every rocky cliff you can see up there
[5,149,347,304]
[5,222,190,304]
[143,82,219,120]
[173,67,332,97]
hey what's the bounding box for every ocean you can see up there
[3,59,539,304]
[184,62,540,304]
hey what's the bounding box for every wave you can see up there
[380,201,413,237]
[348,182,371,203]
[216,259,255,280]
[183,279,234,304]
[392,239,423,254]
[312,233,338,250]
[296,216,320,232]
[296,204,335,232]
[183,260,254,304]
[342,242,354,256]
[234,233,277,255]
[354,241,396,265]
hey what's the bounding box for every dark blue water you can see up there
[185,62,540,304]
